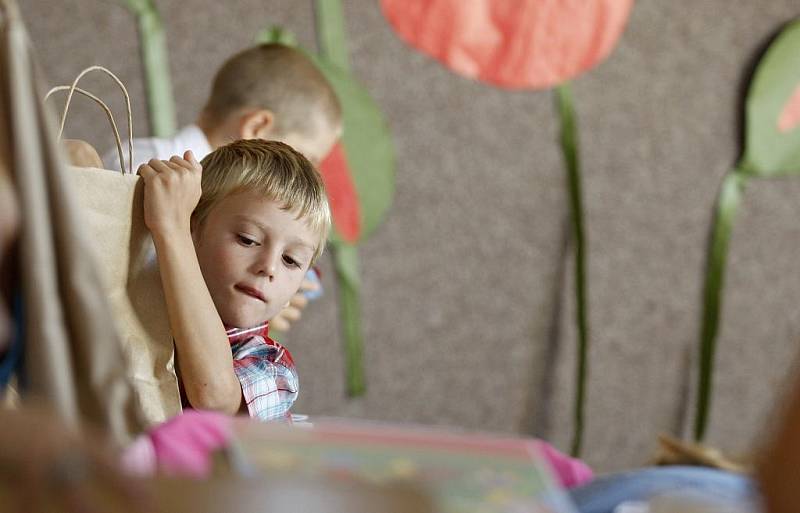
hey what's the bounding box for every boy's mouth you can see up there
[234,284,266,303]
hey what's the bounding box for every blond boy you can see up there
[138,140,330,419]
[106,43,342,331]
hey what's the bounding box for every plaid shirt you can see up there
[226,323,298,422]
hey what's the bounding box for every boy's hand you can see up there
[63,139,103,168]
[269,278,320,332]
[138,150,202,237]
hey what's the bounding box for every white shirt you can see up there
[103,124,213,172]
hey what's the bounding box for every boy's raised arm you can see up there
[138,151,243,414]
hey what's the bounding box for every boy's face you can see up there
[192,190,318,329]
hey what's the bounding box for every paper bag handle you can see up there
[45,86,127,173]
[45,66,133,175]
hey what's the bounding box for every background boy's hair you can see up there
[193,139,331,263]
[203,43,342,138]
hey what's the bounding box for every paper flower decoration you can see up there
[696,19,800,441]
[381,0,633,90]
[312,56,395,245]
[319,142,361,243]
[381,0,633,455]
[260,0,396,397]
[312,49,395,396]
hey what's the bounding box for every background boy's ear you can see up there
[237,109,276,141]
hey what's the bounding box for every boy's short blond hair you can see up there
[204,43,342,138]
[193,139,331,263]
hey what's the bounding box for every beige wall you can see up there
[21,0,800,472]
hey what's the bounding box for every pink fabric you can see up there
[319,142,361,242]
[533,440,593,488]
[120,434,158,476]
[123,410,233,478]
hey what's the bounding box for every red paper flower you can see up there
[381,0,634,90]
[318,142,362,243]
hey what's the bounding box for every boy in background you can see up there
[106,43,341,331]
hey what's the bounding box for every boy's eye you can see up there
[282,255,302,268]
[237,234,259,247]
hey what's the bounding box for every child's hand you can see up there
[63,139,103,168]
[269,278,320,332]
[138,150,202,237]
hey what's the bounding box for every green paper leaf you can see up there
[741,19,800,176]
[122,0,176,137]
[310,54,395,242]
[694,171,747,441]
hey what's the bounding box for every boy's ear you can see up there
[238,109,276,141]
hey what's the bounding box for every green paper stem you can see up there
[123,0,176,137]
[315,0,350,72]
[314,0,367,397]
[556,83,589,457]
[331,242,365,396]
[694,170,747,441]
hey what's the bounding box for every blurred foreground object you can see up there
[653,434,750,474]
[0,0,143,442]
[758,361,800,513]
[0,405,152,513]
[151,476,432,513]
[235,418,583,513]
[45,66,182,426]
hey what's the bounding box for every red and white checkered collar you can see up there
[225,322,269,343]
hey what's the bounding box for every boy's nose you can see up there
[257,261,276,281]
[254,253,278,281]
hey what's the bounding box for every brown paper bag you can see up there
[46,67,181,426]
[1,0,143,443]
